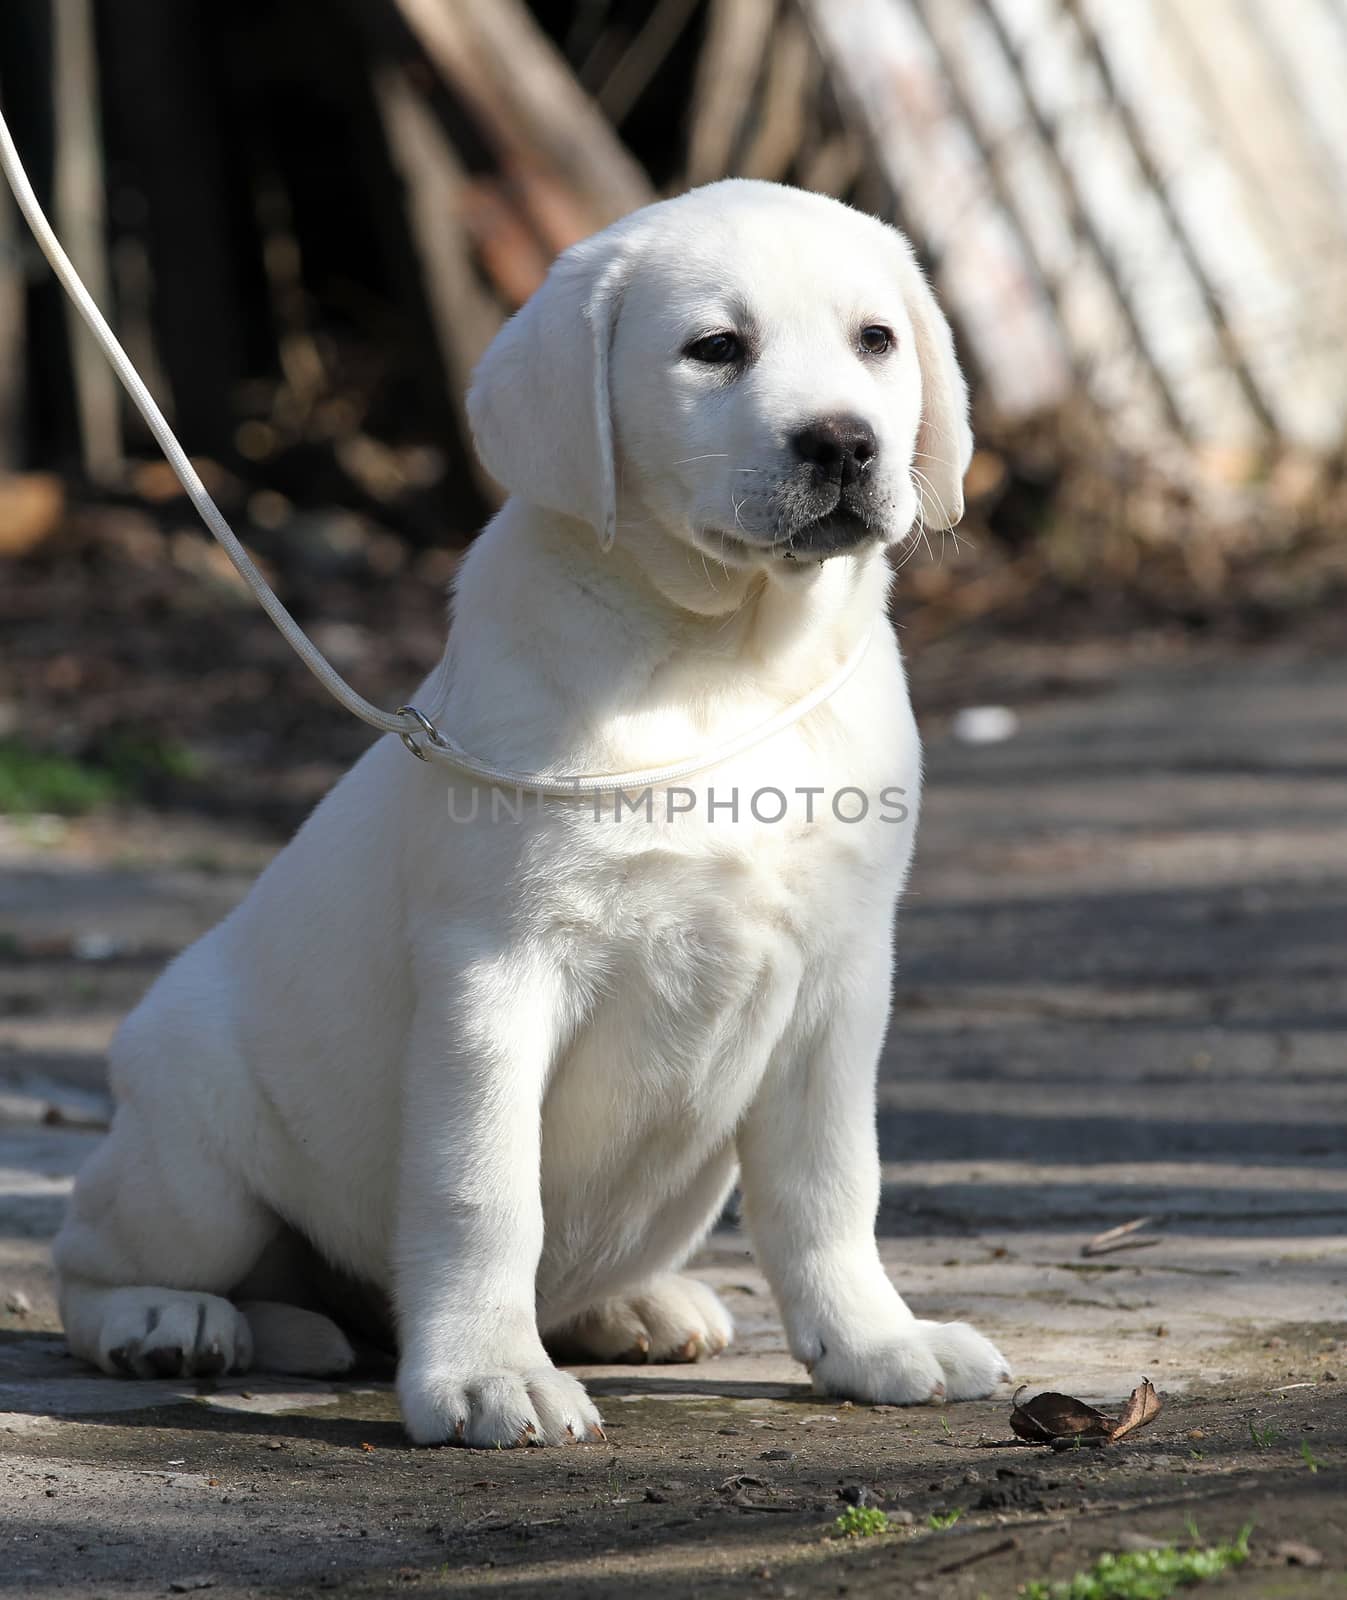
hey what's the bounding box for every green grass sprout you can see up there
[831,1505,890,1538]
[1022,1525,1252,1600]
[0,739,123,816]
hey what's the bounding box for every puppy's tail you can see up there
[238,1300,356,1376]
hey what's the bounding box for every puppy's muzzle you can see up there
[778,414,882,560]
[790,414,878,489]
[784,507,873,558]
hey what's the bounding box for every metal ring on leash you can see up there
[395,704,448,762]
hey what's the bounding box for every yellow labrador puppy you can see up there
[54,180,1008,1446]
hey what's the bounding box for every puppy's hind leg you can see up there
[542,1150,739,1366]
[234,1302,356,1377]
[55,1101,291,1380]
[231,1231,366,1377]
[61,1282,254,1378]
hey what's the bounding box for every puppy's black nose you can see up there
[791,415,878,487]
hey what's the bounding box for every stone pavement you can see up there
[1,645,1344,1595]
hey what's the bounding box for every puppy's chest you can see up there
[536,795,907,1114]
[523,685,917,1127]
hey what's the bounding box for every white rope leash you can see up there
[0,104,871,797]
[0,106,409,738]
[396,624,871,796]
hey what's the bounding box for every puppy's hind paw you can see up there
[546,1273,733,1365]
[89,1288,253,1379]
[238,1301,355,1377]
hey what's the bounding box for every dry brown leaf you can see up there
[1009,1379,1163,1445]
[1009,1386,1114,1443]
[1109,1377,1162,1442]
[0,472,63,557]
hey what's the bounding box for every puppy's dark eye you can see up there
[859,325,893,356]
[685,332,743,365]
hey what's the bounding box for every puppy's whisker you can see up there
[892,499,929,574]
[715,583,755,634]
[913,448,960,472]
[910,467,951,535]
[891,539,922,575]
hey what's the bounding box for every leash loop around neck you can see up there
[0,104,872,798]
[398,621,872,797]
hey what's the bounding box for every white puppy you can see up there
[54,180,1008,1446]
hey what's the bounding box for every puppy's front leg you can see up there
[394,948,601,1447]
[738,950,1009,1404]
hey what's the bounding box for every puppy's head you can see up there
[468,181,971,575]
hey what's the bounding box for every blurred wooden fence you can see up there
[1,0,1344,547]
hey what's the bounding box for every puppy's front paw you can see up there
[809,1320,1009,1405]
[398,1361,604,1448]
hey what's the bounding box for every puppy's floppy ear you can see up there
[890,234,973,530]
[467,239,626,550]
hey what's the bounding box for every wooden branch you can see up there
[970,0,1190,438]
[393,0,651,235]
[0,185,24,473]
[373,66,504,502]
[798,0,1065,404]
[1061,0,1278,438]
[571,1,622,90]
[597,0,702,128]
[796,0,943,244]
[740,12,815,183]
[1155,3,1289,252]
[1237,0,1347,217]
[908,0,1084,388]
[53,0,121,481]
[798,130,865,199]
[98,0,251,460]
[686,0,776,185]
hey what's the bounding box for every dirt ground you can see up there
[2,633,1346,1597]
